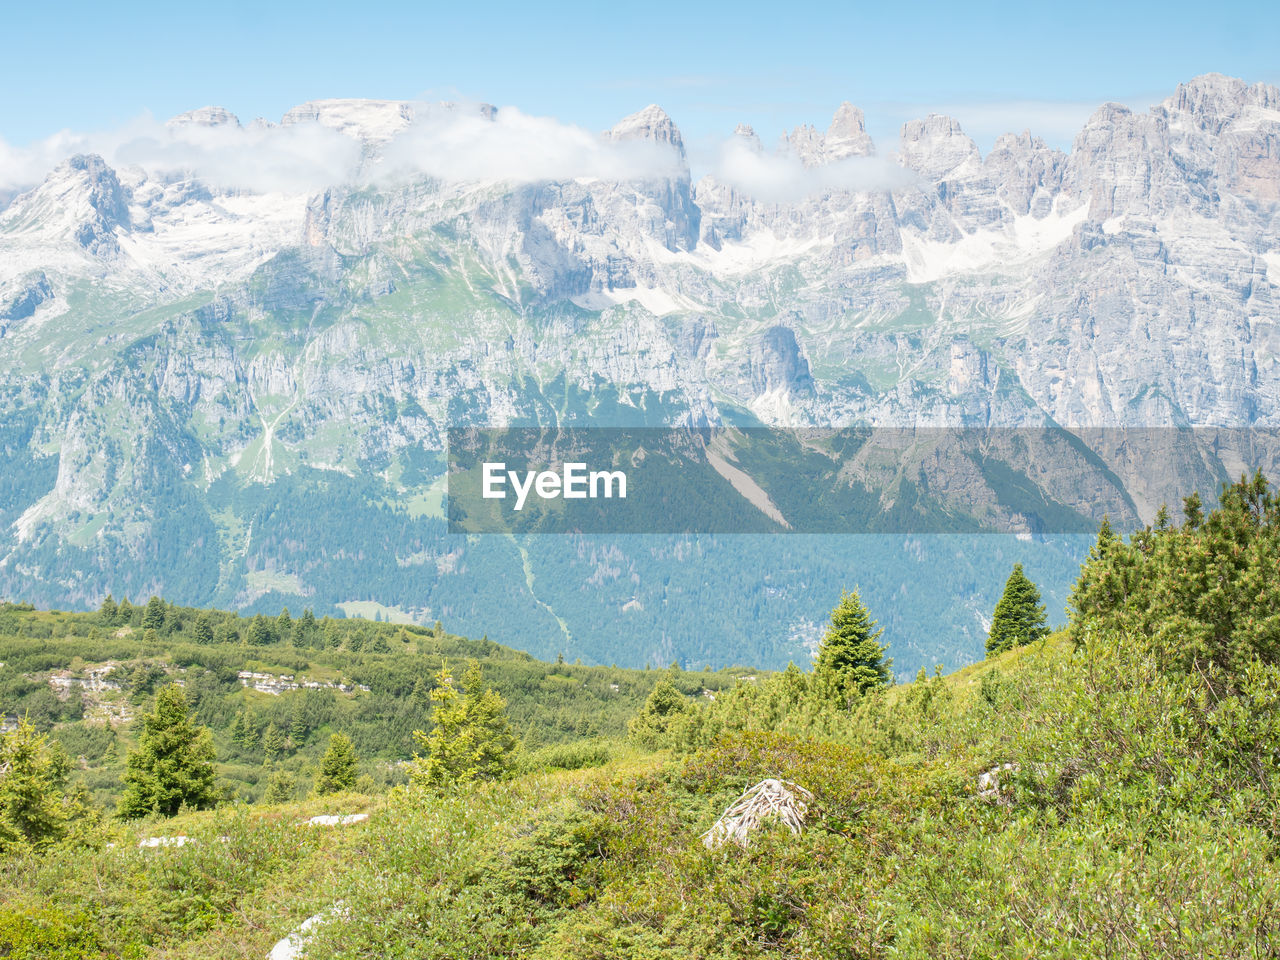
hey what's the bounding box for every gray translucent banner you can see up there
[445,426,1280,535]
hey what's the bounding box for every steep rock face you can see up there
[983,131,1069,217]
[1,154,132,257]
[746,325,815,397]
[0,271,52,335]
[282,99,418,145]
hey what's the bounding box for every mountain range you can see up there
[1,73,1277,674]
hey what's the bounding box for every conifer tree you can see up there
[117,598,134,625]
[986,563,1050,656]
[276,608,293,643]
[98,594,118,625]
[0,717,74,851]
[814,588,892,704]
[289,705,306,747]
[231,708,258,748]
[192,614,215,645]
[247,614,273,646]
[1068,516,1129,626]
[314,734,358,795]
[118,685,218,818]
[1069,471,1280,673]
[410,660,516,788]
[627,678,691,747]
[263,769,295,805]
[261,723,285,762]
[142,596,166,632]
[458,660,517,782]
[411,676,430,710]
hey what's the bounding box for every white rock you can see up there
[268,905,344,960]
[138,835,194,848]
[303,814,368,827]
[976,762,1020,800]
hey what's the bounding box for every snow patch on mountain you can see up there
[901,201,1088,283]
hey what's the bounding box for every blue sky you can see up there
[3,0,1277,151]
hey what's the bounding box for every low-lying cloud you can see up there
[2,102,917,203]
[0,105,688,196]
[374,105,685,184]
[707,137,918,203]
[0,115,360,194]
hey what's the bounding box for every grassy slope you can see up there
[6,626,1277,958]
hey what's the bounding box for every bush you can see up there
[0,905,107,959]
[518,739,613,774]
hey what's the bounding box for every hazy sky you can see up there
[3,0,1277,152]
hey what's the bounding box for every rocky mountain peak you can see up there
[607,105,686,156]
[167,106,242,128]
[282,99,418,145]
[781,123,825,167]
[1,154,132,256]
[729,123,764,155]
[899,115,980,180]
[825,102,875,159]
[1170,73,1279,113]
[1157,73,1280,133]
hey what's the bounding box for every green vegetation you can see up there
[410,661,518,788]
[117,685,217,818]
[813,587,891,703]
[0,601,743,809]
[0,473,1278,957]
[985,562,1049,656]
[313,734,358,796]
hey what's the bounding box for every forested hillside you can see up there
[0,601,748,809]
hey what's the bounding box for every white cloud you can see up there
[372,105,684,185]
[0,104,688,196]
[706,137,918,203]
[0,114,360,194]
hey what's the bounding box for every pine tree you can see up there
[814,588,892,704]
[289,705,306,747]
[231,708,258,748]
[98,594,118,625]
[261,723,285,762]
[458,660,517,782]
[314,734,358,795]
[263,769,295,804]
[276,608,293,643]
[986,563,1050,656]
[118,685,218,818]
[627,679,691,747]
[192,614,215,645]
[117,598,134,626]
[247,614,273,646]
[410,660,516,788]
[0,717,72,851]
[1068,515,1131,628]
[411,676,430,710]
[298,608,317,646]
[1069,471,1280,673]
[142,596,166,632]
